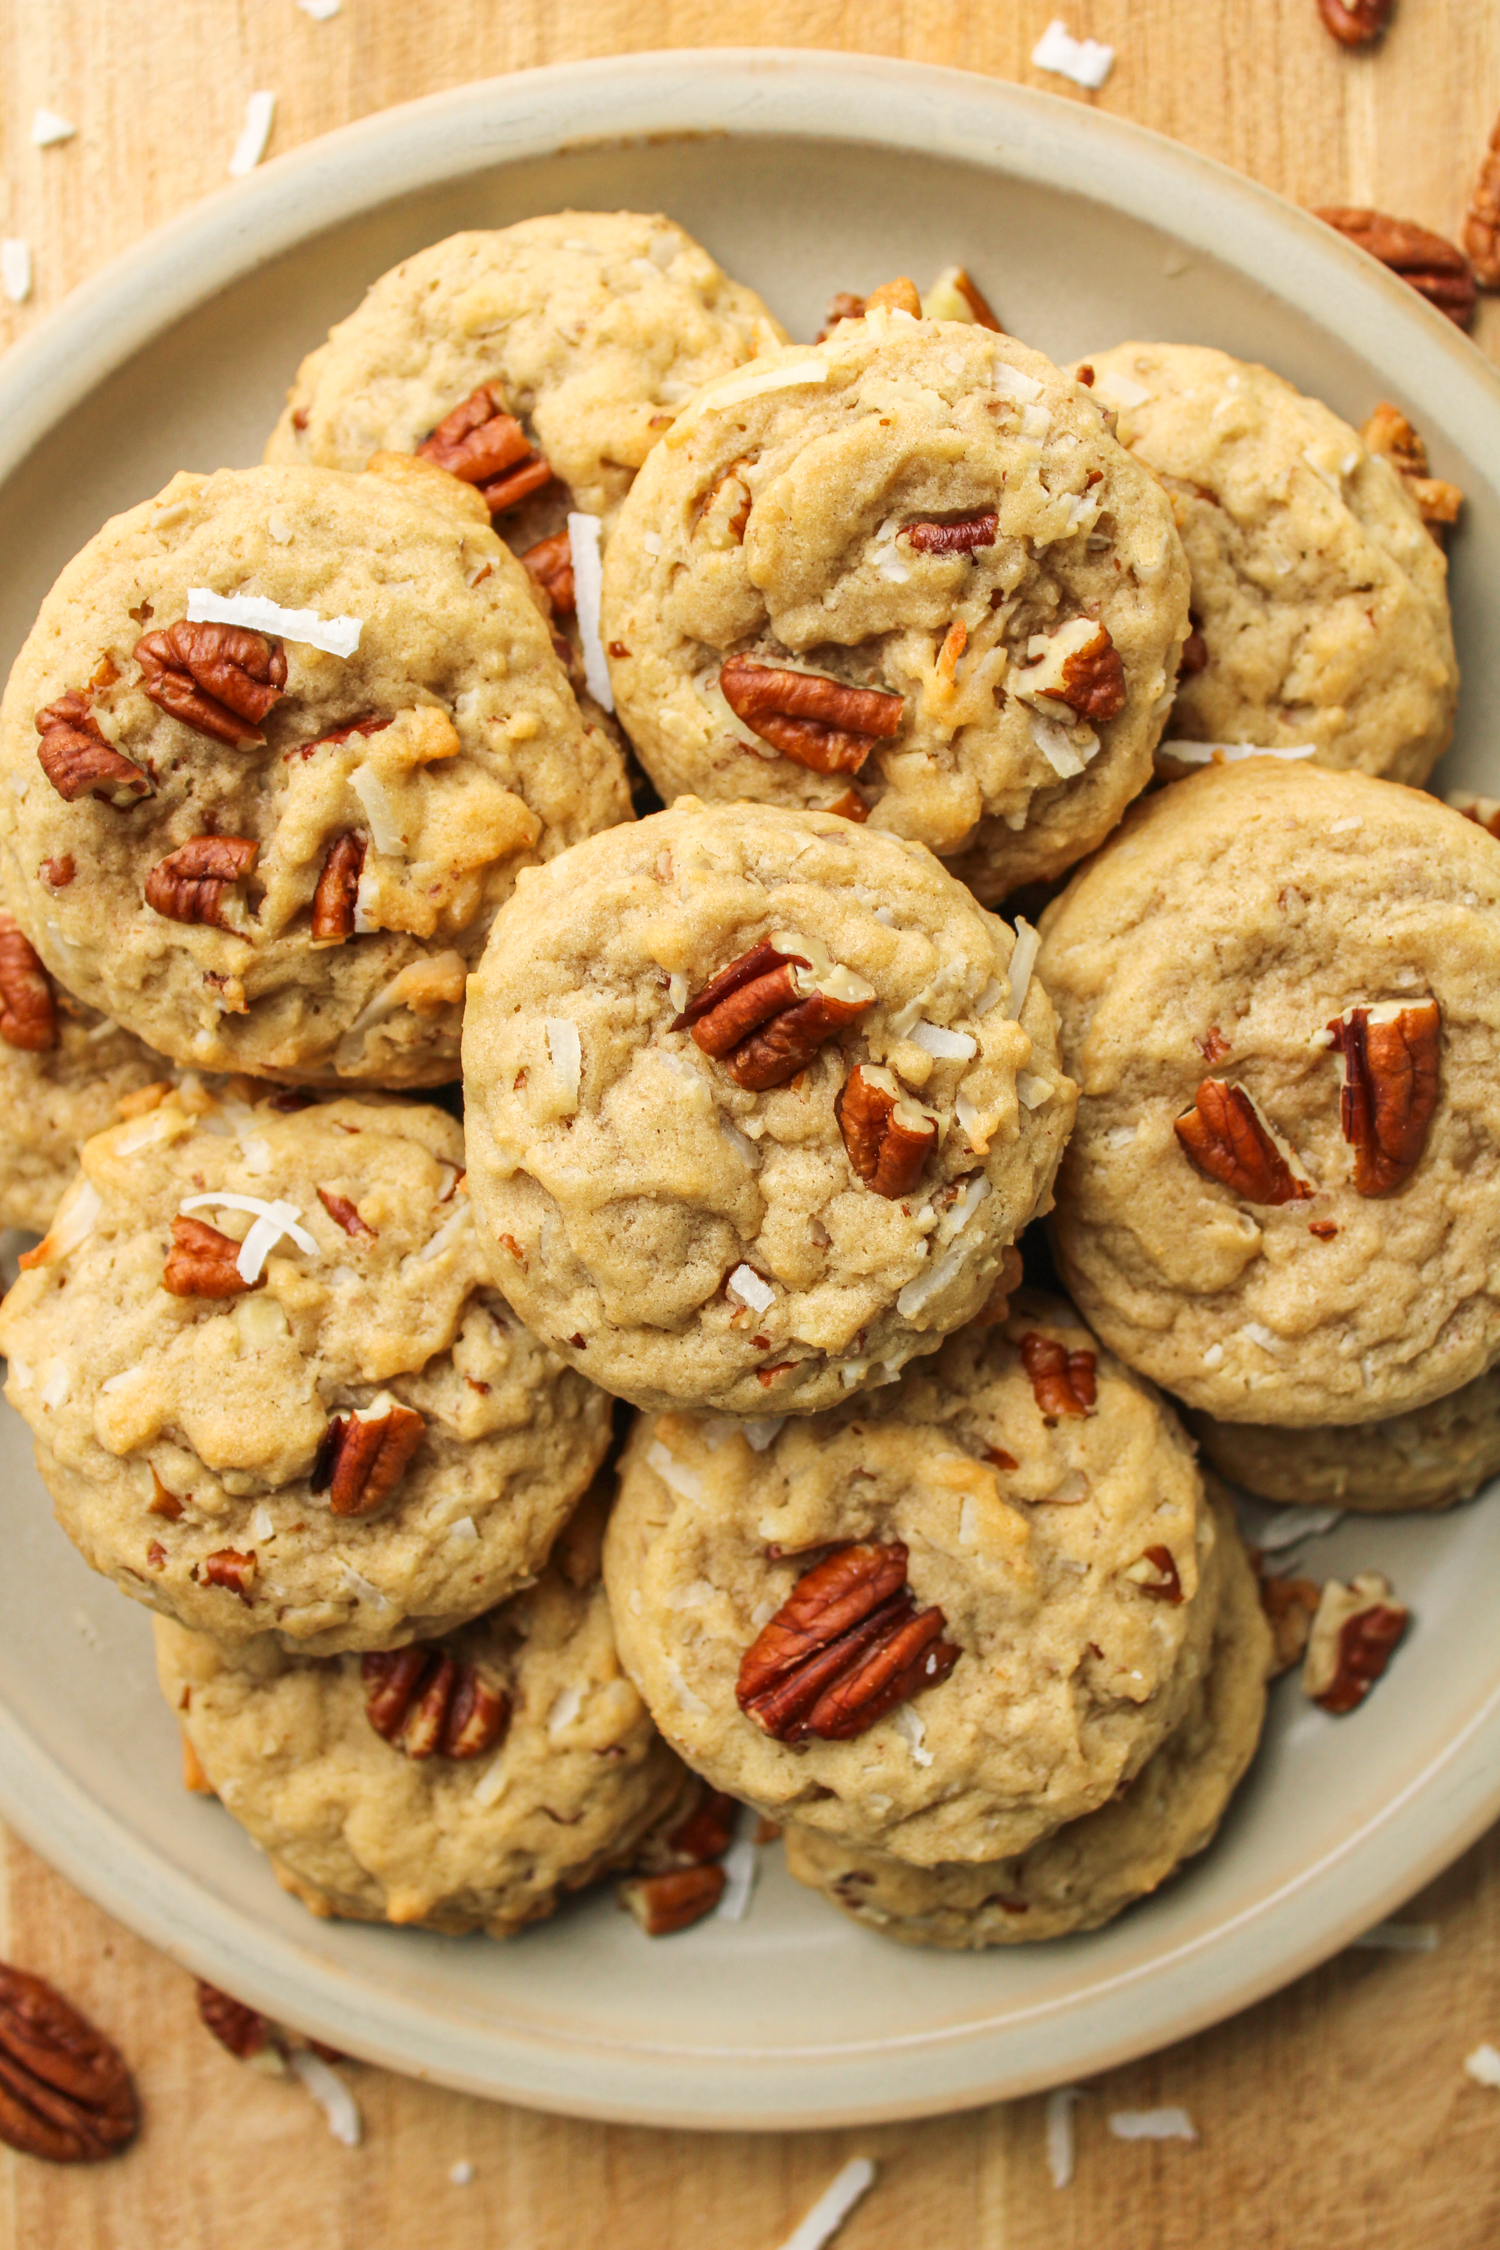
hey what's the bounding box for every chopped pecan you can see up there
[948,267,1002,330]
[201,1548,257,1603]
[1465,110,1500,288]
[0,1963,137,2163]
[1016,618,1127,725]
[317,1187,374,1238]
[39,856,75,889]
[312,1401,426,1517]
[904,513,998,556]
[148,1467,184,1518]
[1302,1571,1407,1713]
[865,276,921,317]
[0,915,56,1052]
[825,787,868,823]
[196,1981,274,2062]
[1315,0,1392,42]
[1020,1332,1097,1420]
[1125,1545,1184,1604]
[520,530,575,616]
[163,1214,263,1299]
[1194,1025,1232,1064]
[719,655,904,776]
[675,938,874,1092]
[34,693,152,807]
[1359,403,1463,535]
[836,1064,938,1197]
[814,290,868,341]
[617,1865,726,1936]
[1327,1000,1439,1195]
[362,1644,509,1760]
[144,835,259,930]
[736,1541,959,1744]
[310,831,365,944]
[135,621,287,744]
[1313,209,1476,327]
[1181,624,1209,674]
[415,385,554,513]
[673,937,808,1038]
[1175,1080,1312,1204]
[659,1788,738,1868]
[1252,1557,1322,1677]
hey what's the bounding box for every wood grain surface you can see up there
[3,3,1500,2244]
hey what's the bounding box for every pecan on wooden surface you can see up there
[162,1213,264,1299]
[200,1548,257,1603]
[674,938,875,1092]
[719,656,905,776]
[1175,1080,1313,1204]
[196,1980,274,2062]
[310,831,366,944]
[1326,1000,1440,1195]
[1125,1545,1184,1604]
[736,1540,959,1744]
[34,692,152,807]
[0,1962,137,2164]
[1312,208,1476,327]
[316,1186,375,1239]
[1359,403,1464,536]
[1302,1571,1407,1713]
[144,834,259,930]
[415,384,555,514]
[362,1644,509,1760]
[135,620,287,744]
[1020,1332,1097,1420]
[0,914,56,1052]
[520,529,575,616]
[1315,0,1393,45]
[1252,1558,1322,1677]
[835,1063,938,1198]
[1465,110,1500,288]
[312,1401,426,1518]
[617,1865,727,1936]
[904,512,999,557]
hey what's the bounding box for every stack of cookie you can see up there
[0,209,1479,1957]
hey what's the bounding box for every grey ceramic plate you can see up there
[1,51,1498,2130]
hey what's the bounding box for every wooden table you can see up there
[3,3,1500,2242]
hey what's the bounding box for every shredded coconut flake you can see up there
[1005,920,1041,1020]
[299,0,342,17]
[7,1359,33,1392]
[1094,367,1150,410]
[665,1659,708,1716]
[743,1416,787,1452]
[566,513,613,712]
[647,1440,703,1502]
[228,90,277,178]
[775,2158,877,2250]
[336,1562,391,1612]
[1028,708,1096,778]
[910,1020,977,1062]
[180,1193,316,1283]
[1164,739,1316,766]
[1108,2107,1197,2142]
[893,1705,933,1767]
[31,108,76,148]
[547,1683,585,1738]
[727,1263,775,1315]
[33,1179,103,1265]
[447,1515,479,1547]
[545,1017,582,1110]
[1255,1504,1343,1553]
[249,1504,275,1542]
[1044,1468,1089,1505]
[681,357,830,425]
[98,1367,141,1394]
[992,359,1045,405]
[1017,1071,1052,1109]
[186,586,360,658]
[1,239,33,305]
[1465,2042,1500,2089]
[349,764,403,853]
[288,2049,362,2146]
[473,1752,509,1808]
[1202,1341,1225,1369]
[413,1202,473,1266]
[1031,19,1115,88]
[1046,2088,1084,2189]
[642,531,663,556]
[715,1811,761,1921]
[39,1359,70,1410]
[1239,1321,1288,1357]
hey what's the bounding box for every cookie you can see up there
[599,308,1189,902]
[782,1490,1270,1946]
[1191,1366,1500,1511]
[0,1083,610,1652]
[154,1498,688,1935]
[1081,344,1457,784]
[0,460,629,1085]
[1038,758,1500,1423]
[462,799,1076,1416]
[603,1294,1219,1867]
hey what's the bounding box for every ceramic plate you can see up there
[1,51,1498,2130]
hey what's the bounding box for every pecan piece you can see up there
[675,938,874,1091]
[520,529,575,616]
[196,1980,275,2063]
[1465,110,1500,289]
[310,831,365,944]
[865,276,922,318]
[362,1644,509,1760]
[163,1214,263,1299]
[725,980,874,1092]
[814,290,868,341]
[135,621,287,744]
[1313,209,1476,327]
[617,1865,726,1936]
[904,513,998,556]
[39,856,75,889]
[312,1400,426,1517]
[0,915,56,1052]
[736,1541,959,1744]
[1125,1545,1184,1604]
[415,385,554,513]
[719,655,904,776]
[317,1187,374,1238]
[1175,1080,1312,1204]
[1020,1332,1097,1420]
[201,1548,257,1603]
[1359,403,1463,536]
[0,1963,137,2163]
[34,692,152,807]
[1327,1000,1440,1195]
[1315,0,1392,43]
[1252,1557,1322,1677]
[657,1787,738,1868]
[144,835,259,930]
[1302,1571,1407,1713]
[836,1064,938,1197]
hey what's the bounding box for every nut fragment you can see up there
[144,835,259,930]
[1252,1558,1322,1677]
[520,529,575,616]
[0,914,56,1052]
[1125,1544,1184,1604]
[617,1865,727,1936]
[201,1548,257,1603]
[134,620,288,744]
[415,385,554,513]
[719,655,904,775]
[361,1644,509,1760]
[316,1187,374,1239]
[1312,208,1476,327]
[1358,402,1463,537]
[814,290,868,341]
[835,1063,938,1197]
[163,1213,265,1299]
[1315,0,1392,43]
[1020,1331,1097,1420]
[0,1963,137,2163]
[736,1540,959,1744]
[1175,1080,1313,1205]
[903,512,999,556]
[310,831,366,945]
[674,938,874,1092]
[1015,618,1127,725]
[34,692,152,807]
[312,1401,426,1518]
[1302,1571,1407,1713]
[1464,110,1500,288]
[865,275,922,318]
[1327,1000,1440,1195]
[196,1981,275,2063]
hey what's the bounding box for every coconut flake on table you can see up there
[179,1193,317,1284]
[910,1020,978,1062]
[727,1263,775,1315]
[186,586,360,658]
[544,1017,582,1111]
[1,239,33,305]
[31,108,76,147]
[1046,2087,1084,2189]
[1107,2107,1197,2143]
[1465,2042,1500,2089]
[1162,740,1317,766]
[228,90,277,178]
[646,1440,703,1502]
[774,2158,877,2250]
[1031,19,1115,88]
[287,2049,362,2147]
[298,0,342,17]
[566,512,614,711]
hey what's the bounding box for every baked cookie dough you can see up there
[1080,343,1456,784]
[463,800,1076,1416]
[155,1497,688,1935]
[1191,1365,1500,1512]
[782,1490,1269,1946]
[0,460,629,1085]
[603,1294,1219,1867]
[1038,758,1500,1423]
[0,1084,610,1652]
[600,308,1189,902]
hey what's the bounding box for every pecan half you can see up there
[1252,1557,1322,1677]
[163,1214,262,1299]
[310,831,365,944]
[415,385,554,513]
[1359,403,1463,536]
[904,513,998,556]
[1175,1080,1312,1204]
[0,915,56,1052]
[1465,110,1500,289]
[617,1865,726,1936]
[675,938,874,1092]
[135,621,287,743]
[736,1541,959,1744]
[836,1064,938,1197]
[1313,208,1476,327]
[201,1549,257,1603]
[1125,1545,1184,1604]
[362,1644,509,1760]
[1327,1000,1440,1195]
[0,1964,137,2163]
[719,656,904,776]
[34,693,152,807]
[1315,0,1392,43]
[317,1187,374,1239]
[1020,1332,1097,1420]
[144,834,258,930]
[1302,1571,1407,1713]
[312,1401,425,1518]
[520,529,575,616]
